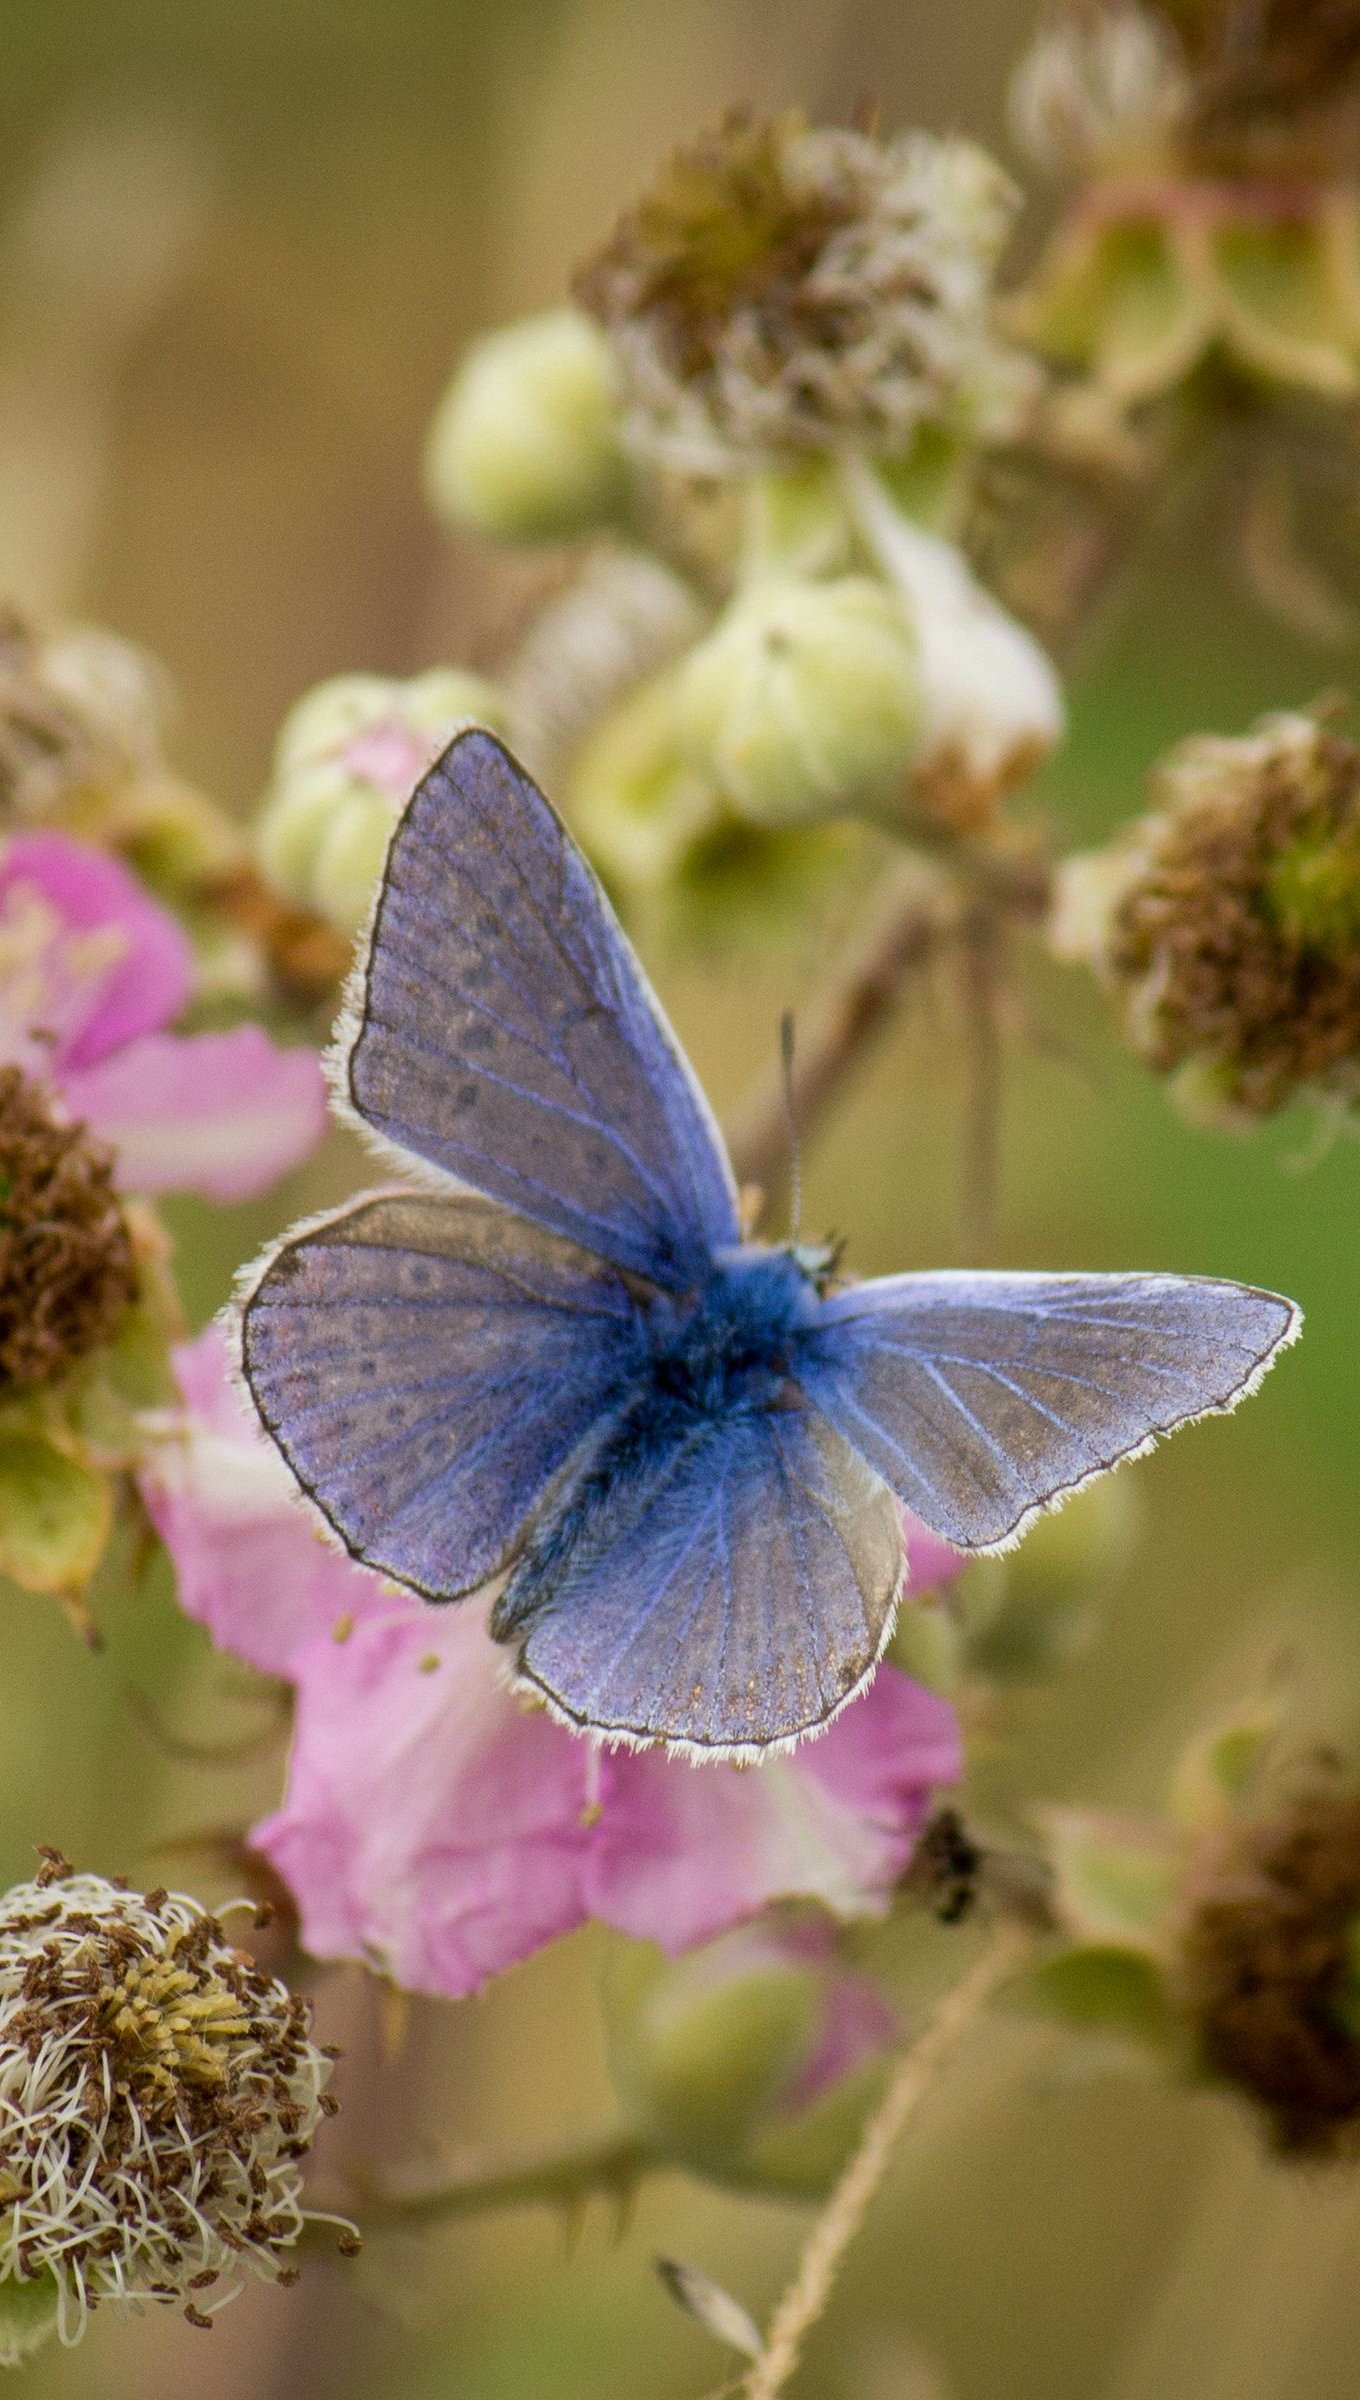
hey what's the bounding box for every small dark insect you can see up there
[909,1806,982,1924]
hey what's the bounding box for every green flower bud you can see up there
[257,668,503,934]
[604,1923,893,2198]
[676,575,925,828]
[424,307,625,543]
[571,669,717,893]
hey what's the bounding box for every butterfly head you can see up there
[787,1235,846,1296]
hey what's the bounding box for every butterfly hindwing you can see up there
[340,729,740,1291]
[502,1404,905,1752]
[799,1270,1300,1551]
[238,1190,650,1600]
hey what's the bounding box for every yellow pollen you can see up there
[98,1942,250,2090]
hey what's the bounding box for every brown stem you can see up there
[310,2126,652,2242]
[740,1921,1032,2400]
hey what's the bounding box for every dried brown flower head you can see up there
[1179,1785,1360,2153]
[0,1066,136,1388]
[1055,713,1360,1120]
[575,110,1033,469]
[0,1859,345,2354]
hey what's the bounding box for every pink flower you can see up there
[142,1328,965,1999]
[0,831,326,1200]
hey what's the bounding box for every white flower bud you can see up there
[676,574,925,828]
[257,667,503,933]
[424,307,625,542]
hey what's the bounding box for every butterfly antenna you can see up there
[780,1009,802,1244]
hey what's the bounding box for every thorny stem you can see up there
[321,2126,652,2240]
[739,1921,1033,2400]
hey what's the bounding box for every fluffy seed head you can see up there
[575,110,1035,471]
[0,1068,135,1389]
[1053,713,1360,1121]
[0,1859,340,2351]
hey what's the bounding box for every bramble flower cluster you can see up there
[6,17,1360,2372]
[0,1857,344,2364]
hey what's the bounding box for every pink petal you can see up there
[144,1342,963,2000]
[0,832,193,1068]
[62,1025,327,1198]
[903,1507,967,1594]
[587,1667,962,1955]
[256,1607,593,1994]
[139,1326,389,1678]
[786,1958,897,2110]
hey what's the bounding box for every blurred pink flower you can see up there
[142,1328,965,1999]
[0,831,326,1200]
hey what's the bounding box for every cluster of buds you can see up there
[278,108,1066,951]
[1025,1711,1360,2157]
[1053,710,1360,1124]
[0,1858,347,2364]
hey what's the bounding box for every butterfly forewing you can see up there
[239,1191,649,1600]
[503,1405,905,1752]
[341,730,740,1291]
[799,1271,1300,1551]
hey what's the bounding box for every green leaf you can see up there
[0,1433,112,1594]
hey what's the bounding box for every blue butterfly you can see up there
[236,730,1301,1756]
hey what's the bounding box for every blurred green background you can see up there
[3,3,1360,2396]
